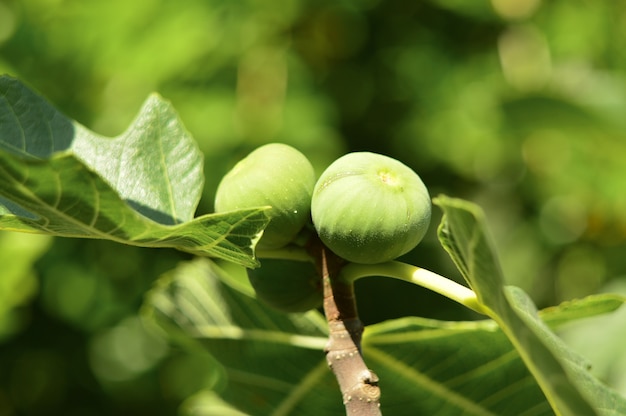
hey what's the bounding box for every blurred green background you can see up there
[1,0,626,414]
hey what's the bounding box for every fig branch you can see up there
[307,236,382,416]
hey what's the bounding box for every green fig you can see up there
[214,143,315,249]
[247,259,322,313]
[311,152,431,264]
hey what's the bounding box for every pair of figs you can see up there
[215,143,431,312]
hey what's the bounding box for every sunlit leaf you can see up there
[1,75,202,223]
[0,76,270,267]
[540,294,625,328]
[434,194,626,416]
[506,286,626,416]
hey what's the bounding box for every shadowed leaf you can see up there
[143,257,625,415]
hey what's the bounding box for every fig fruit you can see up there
[247,259,322,313]
[311,152,431,264]
[214,143,315,249]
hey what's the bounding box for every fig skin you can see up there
[214,143,315,249]
[311,152,431,264]
[247,259,322,313]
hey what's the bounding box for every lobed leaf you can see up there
[363,318,551,416]
[142,258,334,416]
[0,75,202,223]
[143,257,625,415]
[0,75,269,267]
[434,194,626,416]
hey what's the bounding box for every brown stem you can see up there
[307,236,382,416]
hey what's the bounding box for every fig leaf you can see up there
[0,75,269,268]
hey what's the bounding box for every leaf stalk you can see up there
[341,261,489,315]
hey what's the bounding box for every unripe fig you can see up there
[311,152,431,264]
[215,143,315,249]
[247,259,322,313]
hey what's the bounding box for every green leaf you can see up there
[0,75,270,267]
[434,194,626,416]
[1,75,202,223]
[142,258,335,415]
[144,257,626,415]
[540,294,626,328]
[146,257,625,415]
[556,281,626,397]
[363,318,552,415]
[506,286,626,416]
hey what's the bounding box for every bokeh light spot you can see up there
[89,317,169,382]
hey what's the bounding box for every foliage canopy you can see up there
[1,1,626,415]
